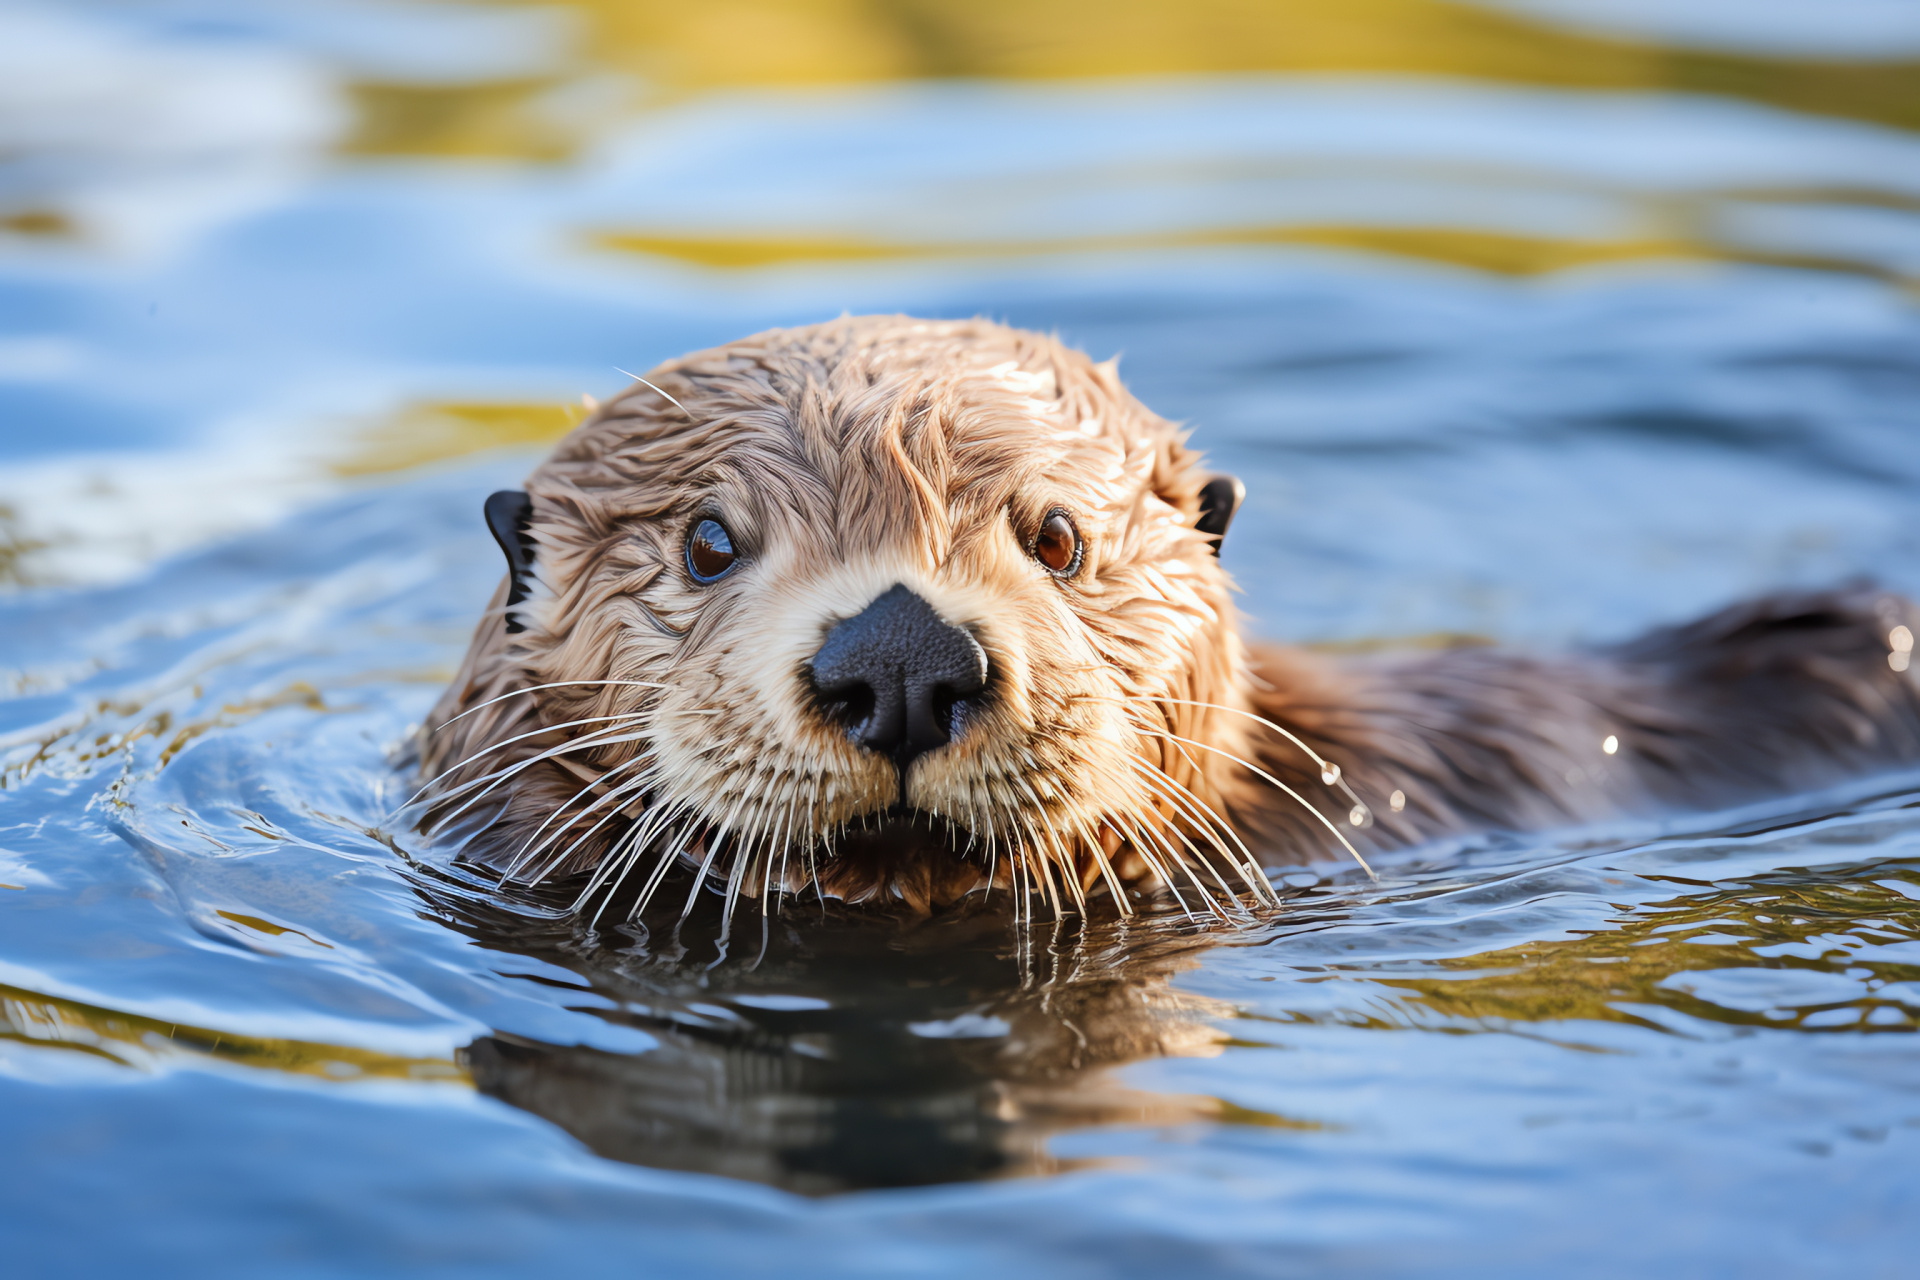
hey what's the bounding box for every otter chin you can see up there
[417,315,1920,921]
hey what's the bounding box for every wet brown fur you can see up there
[419,315,1920,917]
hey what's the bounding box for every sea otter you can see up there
[417,315,1920,920]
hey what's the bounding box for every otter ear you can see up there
[483,490,536,634]
[1195,474,1243,556]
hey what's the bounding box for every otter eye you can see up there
[686,518,737,582]
[1031,508,1082,577]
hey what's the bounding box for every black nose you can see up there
[810,584,989,771]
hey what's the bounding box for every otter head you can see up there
[422,316,1267,917]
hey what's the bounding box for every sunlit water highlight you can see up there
[4,1,1920,1275]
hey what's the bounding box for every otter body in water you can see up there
[419,316,1920,917]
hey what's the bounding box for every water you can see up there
[4,1,1920,1274]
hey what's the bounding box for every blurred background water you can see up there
[3,1,1920,1275]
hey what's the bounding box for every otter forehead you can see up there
[530,316,1184,565]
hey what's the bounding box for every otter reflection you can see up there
[419,873,1308,1193]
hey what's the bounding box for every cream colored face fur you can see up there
[421,316,1265,915]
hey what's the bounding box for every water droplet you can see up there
[1349,804,1369,827]
[1602,735,1619,755]
[1389,789,1405,812]
[1891,625,1914,654]
[1893,651,1911,673]
[1320,762,1341,786]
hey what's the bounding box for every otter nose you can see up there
[810,584,988,770]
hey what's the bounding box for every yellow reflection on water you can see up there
[0,210,73,238]
[591,221,1913,286]
[1371,866,1920,1035]
[349,0,1920,159]
[348,79,579,161]
[215,911,336,949]
[335,400,586,477]
[3,682,329,796]
[594,224,1700,276]
[0,983,469,1082]
[0,503,48,588]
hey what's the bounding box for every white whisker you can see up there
[1132,725,1377,880]
[435,680,673,730]
[428,724,652,829]
[1120,755,1277,904]
[613,368,692,418]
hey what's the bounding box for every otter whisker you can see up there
[434,680,674,730]
[584,797,684,925]
[1120,696,1343,776]
[563,811,648,907]
[1025,814,1075,915]
[761,797,795,916]
[1077,688,1378,848]
[410,717,645,817]
[513,773,654,879]
[1095,764,1244,915]
[1010,810,1058,919]
[720,823,763,930]
[416,712,650,809]
[1121,767,1290,905]
[1054,824,1089,915]
[530,763,664,887]
[983,819,1000,906]
[1074,760,1218,918]
[585,791,692,927]
[769,814,789,912]
[1029,805,1090,917]
[1121,832,1190,921]
[428,723,653,830]
[1012,813,1054,922]
[774,787,810,908]
[685,788,756,922]
[1126,714,1252,865]
[1011,818,1040,928]
[630,814,699,921]
[1116,806,1222,919]
[1132,725,1377,880]
[503,752,655,876]
[522,759,665,880]
[1108,693,1377,826]
[1120,755,1277,904]
[999,773,1153,916]
[613,368,693,418]
[434,711,649,780]
[1064,814,1131,915]
[1030,813,1086,919]
[524,752,659,850]
[801,774,828,911]
[584,830,647,929]
[680,829,726,923]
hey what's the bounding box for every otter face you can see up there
[422,316,1265,917]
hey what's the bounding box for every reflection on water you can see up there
[430,889,1251,1193]
[1387,860,1920,1036]
[1,981,467,1082]
[6,0,1920,1273]
[591,212,1909,283]
[334,400,590,478]
[341,0,1920,155]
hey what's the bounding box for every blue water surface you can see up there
[4,2,1920,1275]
